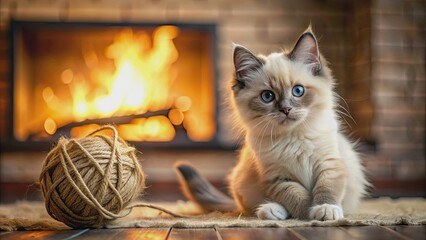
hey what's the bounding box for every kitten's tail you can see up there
[174,162,236,212]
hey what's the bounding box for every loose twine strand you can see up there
[39,125,187,228]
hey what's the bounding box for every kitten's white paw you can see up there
[256,202,289,220]
[309,204,344,221]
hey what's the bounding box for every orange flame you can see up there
[65,26,179,120]
[40,25,214,142]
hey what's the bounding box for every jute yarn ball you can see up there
[39,125,145,228]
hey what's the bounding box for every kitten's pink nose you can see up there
[281,107,292,116]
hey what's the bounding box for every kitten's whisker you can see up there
[336,103,351,115]
[335,95,357,127]
[334,96,357,127]
[336,110,354,129]
[262,116,274,148]
[251,114,275,134]
[335,94,355,117]
[256,113,277,149]
[260,118,274,150]
[335,108,356,123]
[335,93,350,110]
[269,116,278,147]
[337,108,356,126]
[253,116,273,151]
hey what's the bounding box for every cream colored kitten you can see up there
[175,28,369,221]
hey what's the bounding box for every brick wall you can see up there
[0,0,352,144]
[0,25,6,140]
[0,0,424,192]
[346,0,373,141]
[370,0,425,181]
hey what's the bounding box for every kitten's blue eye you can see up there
[260,90,275,103]
[292,85,305,97]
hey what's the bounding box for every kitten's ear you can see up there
[289,30,321,75]
[233,44,264,79]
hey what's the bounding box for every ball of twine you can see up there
[39,125,145,228]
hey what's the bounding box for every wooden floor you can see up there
[0,226,425,240]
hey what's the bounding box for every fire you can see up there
[64,26,179,120]
[39,25,214,142]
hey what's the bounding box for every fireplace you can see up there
[8,21,218,149]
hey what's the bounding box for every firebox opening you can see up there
[10,21,217,148]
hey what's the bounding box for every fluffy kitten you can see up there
[176,28,369,221]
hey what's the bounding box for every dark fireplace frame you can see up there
[4,20,225,151]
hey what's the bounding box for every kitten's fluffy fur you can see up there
[176,28,369,221]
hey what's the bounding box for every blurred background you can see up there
[0,0,424,203]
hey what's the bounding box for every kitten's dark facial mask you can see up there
[251,84,309,126]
